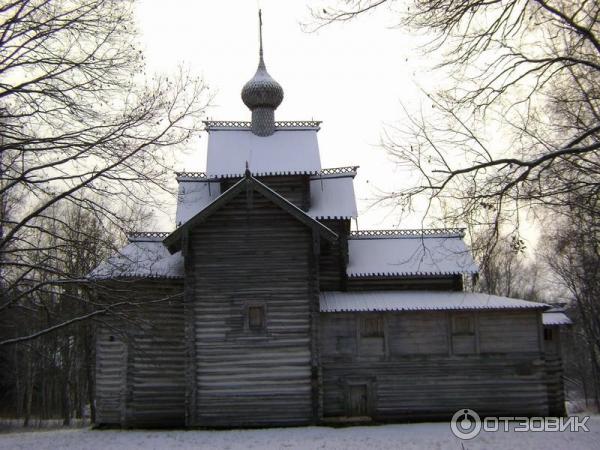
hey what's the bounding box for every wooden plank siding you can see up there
[320,310,549,420]
[95,280,186,427]
[187,188,319,427]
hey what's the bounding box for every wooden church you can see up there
[90,15,571,428]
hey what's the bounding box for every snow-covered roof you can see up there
[347,234,479,277]
[542,309,572,326]
[175,180,221,227]
[206,129,321,177]
[89,237,183,280]
[308,174,358,219]
[320,291,548,312]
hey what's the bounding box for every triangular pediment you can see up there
[163,174,338,254]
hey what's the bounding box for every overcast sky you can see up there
[135,0,441,230]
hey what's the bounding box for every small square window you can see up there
[361,316,384,338]
[544,328,553,341]
[247,305,265,331]
[452,316,474,335]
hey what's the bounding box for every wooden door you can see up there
[96,331,127,425]
[348,384,368,417]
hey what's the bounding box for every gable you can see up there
[189,188,315,264]
[164,174,338,253]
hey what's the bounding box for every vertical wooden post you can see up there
[310,230,322,423]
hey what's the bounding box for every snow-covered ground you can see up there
[1,418,599,450]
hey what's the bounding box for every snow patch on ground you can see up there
[1,418,598,450]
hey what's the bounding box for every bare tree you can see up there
[0,202,119,424]
[309,0,599,242]
[544,199,600,409]
[0,0,210,344]
[471,232,544,301]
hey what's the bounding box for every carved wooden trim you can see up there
[127,231,169,242]
[203,120,321,129]
[350,228,465,239]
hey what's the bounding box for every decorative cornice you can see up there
[175,171,207,179]
[175,167,360,182]
[203,120,321,130]
[205,120,251,128]
[127,231,170,242]
[275,121,322,128]
[349,228,466,239]
[319,166,359,175]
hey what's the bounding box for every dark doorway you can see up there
[348,384,369,417]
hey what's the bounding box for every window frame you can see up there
[451,315,475,336]
[449,313,479,355]
[243,302,267,334]
[357,314,386,357]
[360,315,385,338]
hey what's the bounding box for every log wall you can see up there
[544,327,567,416]
[95,280,186,427]
[320,310,549,420]
[187,188,317,427]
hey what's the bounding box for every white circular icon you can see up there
[451,408,482,440]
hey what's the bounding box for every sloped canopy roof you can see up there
[542,308,572,326]
[89,237,183,280]
[320,291,548,312]
[347,233,479,278]
[308,174,358,219]
[164,172,338,254]
[175,180,221,227]
[206,129,321,177]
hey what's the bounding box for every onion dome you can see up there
[241,10,283,136]
[241,55,284,111]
